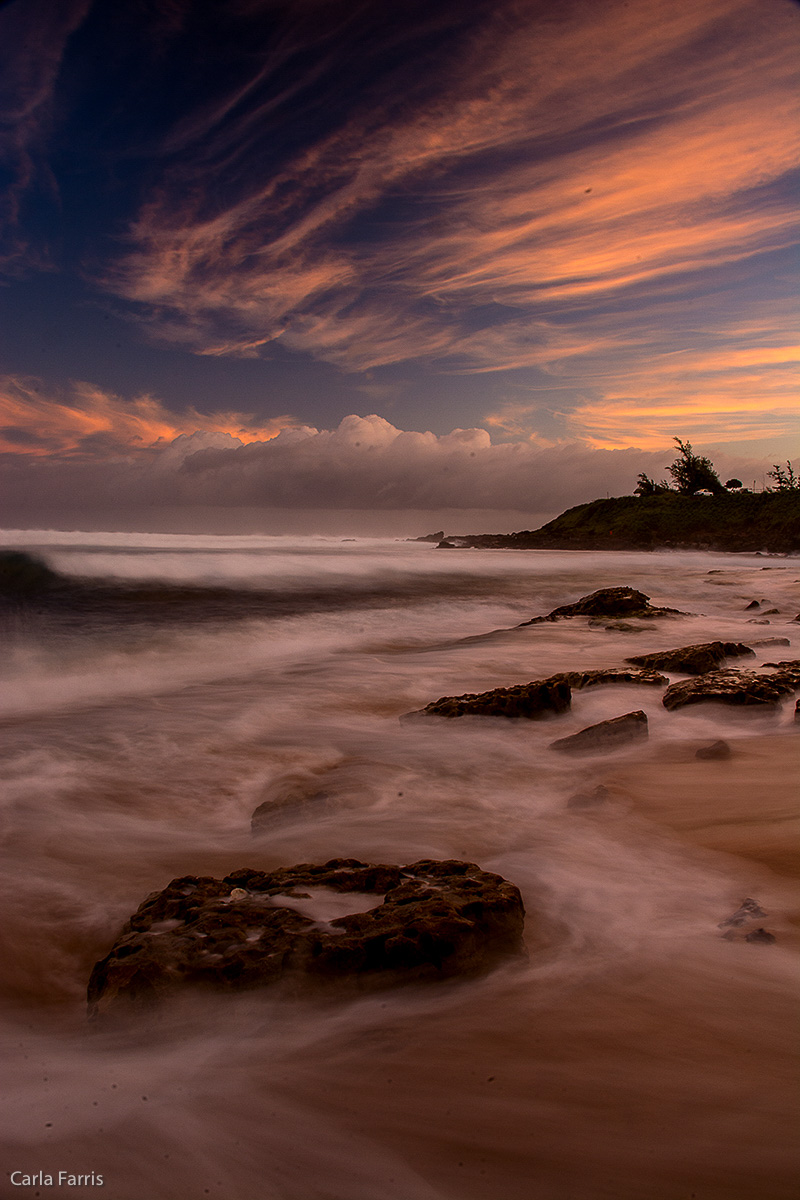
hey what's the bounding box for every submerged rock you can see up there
[625,641,755,675]
[521,587,684,625]
[87,859,526,1019]
[566,784,611,809]
[745,928,777,945]
[718,898,767,928]
[695,739,732,760]
[662,668,798,710]
[549,710,648,755]
[404,676,571,720]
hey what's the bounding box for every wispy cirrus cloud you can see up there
[0,0,93,274]
[101,0,799,387]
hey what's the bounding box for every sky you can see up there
[0,0,798,533]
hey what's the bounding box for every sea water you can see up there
[0,533,798,1200]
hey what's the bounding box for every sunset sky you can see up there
[1,0,798,531]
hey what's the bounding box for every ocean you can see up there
[1,532,798,1200]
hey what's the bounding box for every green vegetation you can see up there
[452,446,800,553]
[458,490,800,553]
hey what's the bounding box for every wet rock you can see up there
[521,587,684,625]
[761,660,800,686]
[588,620,647,633]
[746,638,790,648]
[745,600,761,610]
[718,898,767,928]
[251,785,333,833]
[551,668,668,689]
[625,641,755,675]
[87,859,526,1020]
[549,710,648,755]
[404,676,571,720]
[745,928,776,945]
[747,618,770,625]
[795,698,800,723]
[695,739,732,760]
[566,784,611,809]
[436,540,459,549]
[662,668,799,711]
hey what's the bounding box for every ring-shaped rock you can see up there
[88,858,526,1019]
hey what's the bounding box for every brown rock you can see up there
[662,668,798,711]
[404,676,571,720]
[695,739,732,760]
[745,928,777,945]
[87,859,526,1020]
[566,784,611,809]
[522,587,684,625]
[549,710,648,755]
[552,668,668,689]
[625,641,755,675]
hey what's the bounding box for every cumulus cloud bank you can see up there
[0,386,774,531]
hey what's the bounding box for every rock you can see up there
[404,676,571,720]
[588,620,647,633]
[551,668,668,689]
[796,698,800,723]
[521,587,684,625]
[761,659,800,686]
[436,540,459,549]
[745,600,760,610]
[87,859,526,1020]
[567,784,611,809]
[625,641,755,675]
[747,618,770,625]
[718,898,767,928]
[746,638,790,648]
[251,785,333,833]
[695,739,732,760]
[662,668,798,711]
[745,928,776,944]
[549,710,648,755]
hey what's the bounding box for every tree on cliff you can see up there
[766,461,799,491]
[666,438,723,495]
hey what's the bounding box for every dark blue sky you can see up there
[0,0,798,527]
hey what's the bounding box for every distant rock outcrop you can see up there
[87,859,526,1019]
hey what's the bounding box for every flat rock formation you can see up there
[87,859,526,1019]
[625,641,756,675]
[662,664,800,711]
[521,587,684,625]
[549,710,648,755]
[552,667,668,689]
[404,676,572,720]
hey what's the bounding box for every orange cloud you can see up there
[100,0,799,384]
[0,376,297,456]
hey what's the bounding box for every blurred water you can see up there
[1,534,798,1199]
